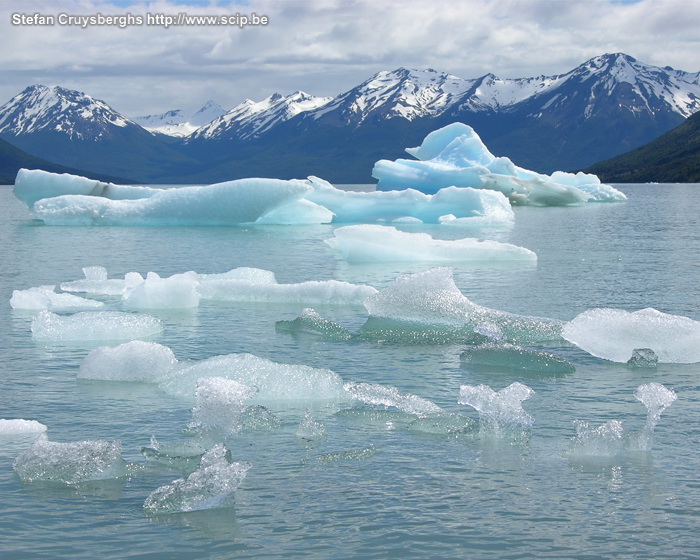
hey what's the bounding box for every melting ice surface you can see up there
[562,307,700,363]
[143,444,250,515]
[13,434,127,484]
[79,340,349,405]
[31,310,163,342]
[55,265,377,308]
[188,377,258,435]
[344,382,443,417]
[460,343,575,374]
[458,382,535,435]
[10,285,104,312]
[325,225,536,263]
[361,267,562,344]
[372,123,626,205]
[635,383,677,452]
[14,168,516,226]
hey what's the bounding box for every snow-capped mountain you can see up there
[192,91,332,141]
[1,53,698,183]
[0,85,138,140]
[133,100,226,137]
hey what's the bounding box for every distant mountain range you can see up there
[0,53,698,184]
[584,110,700,183]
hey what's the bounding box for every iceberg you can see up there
[372,123,627,206]
[10,285,104,311]
[325,224,536,263]
[60,266,140,296]
[143,444,250,514]
[31,310,163,342]
[305,176,515,225]
[360,267,562,344]
[123,271,200,309]
[78,341,178,383]
[562,307,700,363]
[15,169,314,226]
[13,434,127,484]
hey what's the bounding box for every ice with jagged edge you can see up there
[372,123,627,206]
[325,225,536,263]
[344,382,443,417]
[635,382,677,451]
[13,434,127,484]
[31,310,163,342]
[58,265,377,308]
[14,168,516,227]
[10,285,104,312]
[458,382,535,435]
[188,377,258,435]
[562,307,700,363]
[78,340,349,405]
[360,267,562,344]
[143,444,250,515]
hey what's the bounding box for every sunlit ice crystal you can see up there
[143,444,250,515]
[188,377,258,435]
[634,382,677,452]
[458,382,535,435]
[13,434,127,484]
[567,419,625,459]
[344,382,443,417]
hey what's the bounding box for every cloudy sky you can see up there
[1,0,698,117]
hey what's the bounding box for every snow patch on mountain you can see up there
[133,101,226,137]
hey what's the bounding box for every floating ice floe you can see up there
[372,122,627,205]
[344,382,443,417]
[188,377,258,435]
[360,267,562,344]
[79,340,349,406]
[0,419,48,435]
[143,444,250,515]
[562,307,700,363]
[31,310,163,342]
[58,266,377,308]
[13,434,127,484]
[458,382,535,435]
[275,308,353,341]
[78,341,178,382]
[10,285,104,311]
[325,225,536,263]
[305,176,515,225]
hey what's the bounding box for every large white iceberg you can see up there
[325,224,536,263]
[14,168,516,227]
[562,307,700,363]
[372,123,627,206]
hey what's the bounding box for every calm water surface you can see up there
[1,184,699,559]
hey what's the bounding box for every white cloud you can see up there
[0,0,698,116]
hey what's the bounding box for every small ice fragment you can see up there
[567,419,625,459]
[13,434,127,484]
[634,383,677,451]
[315,444,376,465]
[78,341,178,382]
[458,382,535,434]
[275,308,353,341]
[143,444,250,514]
[10,285,104,311]
[188,377,258,435]
[627,348,658,368]
[344,382,442,417]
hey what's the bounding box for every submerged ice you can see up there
[372,123,626,206]
[458,382,535,435]
[31,310,163,342]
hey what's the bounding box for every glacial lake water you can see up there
[1,183,699,559]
